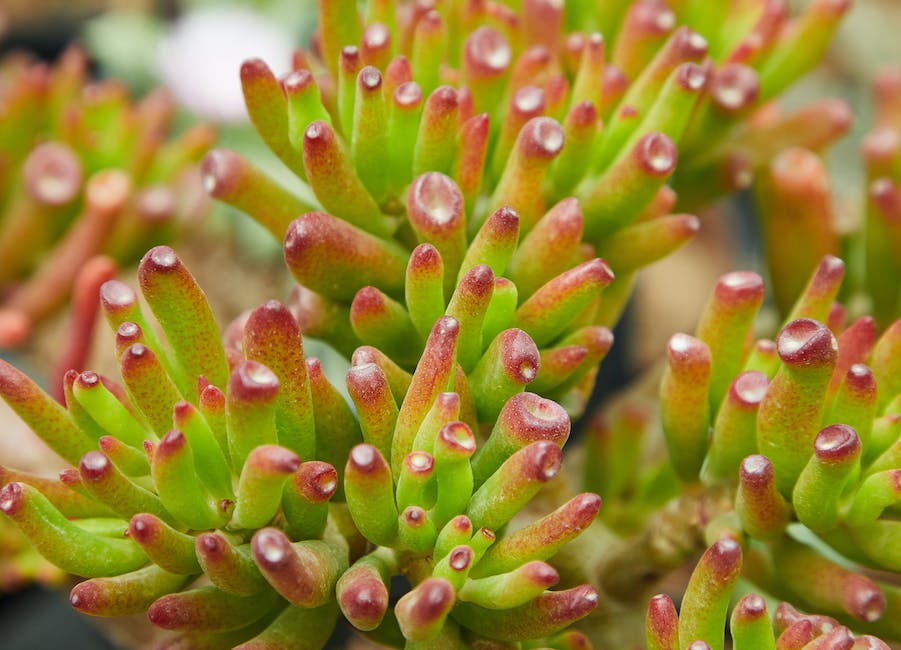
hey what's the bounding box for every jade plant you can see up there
[204,0,853,393]
[0,46,212,348]
[753,66,901,326]
[0,0,892,648]
[577,257,901,647]
[645,538,890,649]
[0,246,600,647]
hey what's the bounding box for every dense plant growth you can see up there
[2,1,899,649]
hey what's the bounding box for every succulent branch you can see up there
[753,66,901,329]
[201,0,852,420]
[0,47,213,347]
[0,247,603,647]
[580,258,901,646]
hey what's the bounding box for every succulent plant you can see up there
[0,46,212,348]
[0,0,882,648]
[203,0,852,391]
[572,257,899,646]
[646,538,891,649]
[0,246,605,648]
[754,67,901,327]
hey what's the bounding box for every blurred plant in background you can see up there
[753,66,901,330]
[0,480,64,592]
[0,46,212,350]
[86,1,312,122]
[85,0,318,262]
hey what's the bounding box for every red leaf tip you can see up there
[777,318,838,367]
[349,443,386,474]
[465,27,512,76]
[448,545,473,571]
[636,132,678,176]
[0,482,25,516]
[79,451,111,480]
[813,423,860,462]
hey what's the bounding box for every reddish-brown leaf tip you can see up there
[777,318,838,367]
[813,424,860,463]
[0,482,25,516]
